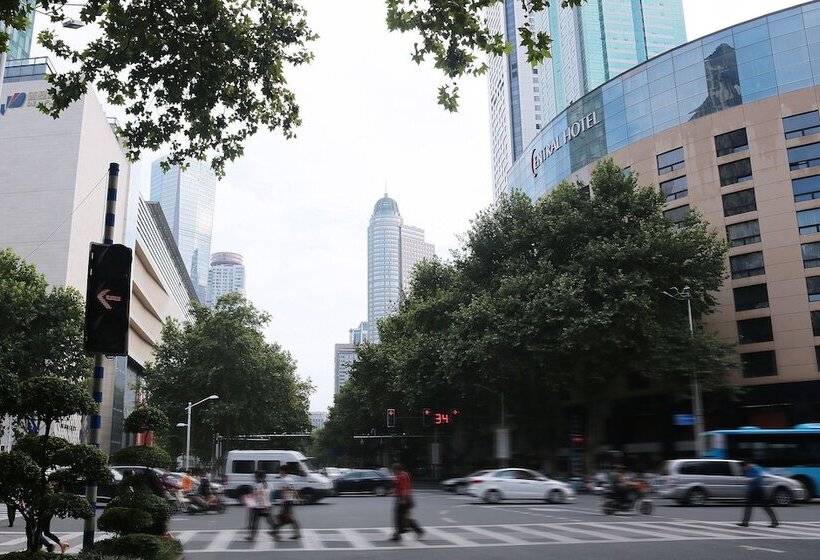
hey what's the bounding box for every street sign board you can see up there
[674,413,695,426]
[84,243,132,356]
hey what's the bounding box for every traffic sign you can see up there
[84,243,132,355]
[674,414,695,426]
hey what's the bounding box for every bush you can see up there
[97,507,153,536]
[108,490,171,536]
[94,535,182,560]
[110,446,173,469]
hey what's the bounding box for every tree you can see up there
[2,1,584,170]
[0,250,110,552]
[143,293,312,464]
[320,160,734,468]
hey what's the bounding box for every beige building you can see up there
[504,3,820,441]
[0,59,196,452]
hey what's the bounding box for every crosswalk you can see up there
[5,521,820,553]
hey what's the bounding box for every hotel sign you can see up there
[531,111,601,177]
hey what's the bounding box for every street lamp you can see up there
[182,395,219,471]
[475,384,508,467]
[662,286,705,456]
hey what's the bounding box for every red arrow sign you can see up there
[96,288,122,310]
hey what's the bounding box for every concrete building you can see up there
[504,1,820,446]
[334,343,357,395]
[0,59,196,452]
[366,195,435,342]
[207,251,245,307]
[487,0,687,199]
[150,158,217,300]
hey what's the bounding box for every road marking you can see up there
[631,522,744,539]
[338,528,375,549]
[462,525,531,545]
[422,526,478,547]
[1,536,28,547]
[205,530,235,551]
[741,545,786,553]
[582,522,687,540]
[175,531,198,545]
[442,517,456,523]
[504,524,581,543]
[544,523,629,541]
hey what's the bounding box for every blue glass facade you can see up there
[509,1,820,201]
[6,6,35,60]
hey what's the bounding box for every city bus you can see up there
[701,424,820,500]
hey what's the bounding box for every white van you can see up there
[223,450,333,504]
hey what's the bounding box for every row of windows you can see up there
[732,277,820,311]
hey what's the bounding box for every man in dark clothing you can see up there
[5,503,15,528]
[738,461,778,527]
[390,463,423,542]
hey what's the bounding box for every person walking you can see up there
[738,461,778,528]
[5,502,15,528]
[245,470,275,541]
[272,465,301,541]
[390,463,423,542]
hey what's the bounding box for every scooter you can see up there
[601,481,653,515]
[186,492,226,514]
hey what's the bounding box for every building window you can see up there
[802,241,820,268]
[798,208,820,235]
[660,176,688,201]
[722,189,756,217]
[715,128,749,157]
[730,251,765,279]
[783,110,820,139]
[657,147,684,175]
[663,205,690,224]
[719,158,753,186]
[741,351,777,378]
[807,277,820,302]
[813,311,820,337]
[733,284,769,311]
[793,175,820,202]
[726,220,760,247]
[737,317,773,344]
[788,142,820,171]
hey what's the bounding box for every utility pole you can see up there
[83,163,120,551]
[663,286,705,456]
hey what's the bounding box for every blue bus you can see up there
[701,424,820,500]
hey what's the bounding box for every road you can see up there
[1,492,819,559]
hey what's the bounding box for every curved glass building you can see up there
[506,1,820,433]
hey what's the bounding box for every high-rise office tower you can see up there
[207,251,245,307]
[6,6,35,60]
[150,158,217,299]
[366,195,434,342]
[487,0,686,198]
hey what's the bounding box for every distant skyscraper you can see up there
[6,6,35,60]
[334,343,357,395]
[207,252,245,307]
[349,321,369,345]
[367,195,434,342]
[487,0,686,198]
[150,158,216,299]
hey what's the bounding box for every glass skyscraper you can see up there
[150,158,217,299]
[6,6,35,60]
[488,0,687,199]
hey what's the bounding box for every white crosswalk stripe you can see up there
[3,521,820,553]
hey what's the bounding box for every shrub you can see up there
[97,506,153,536]
[110,446,173,469]
[94,535,182,560]
[108,490,171,536]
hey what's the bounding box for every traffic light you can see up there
[422,408,432,428]
[386,408,396,428]
[84,243,132,356]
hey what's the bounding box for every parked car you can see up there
[321,467,349,480]
[466,468,575,504]
[222,449,333,504]
[67,467,123,506]
[333,469,395,496]
[441,470,490,494]
[656,459,806,506]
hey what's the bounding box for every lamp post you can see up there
[182,395,219,471]
[662,286,705,456]
[476,384,508,467]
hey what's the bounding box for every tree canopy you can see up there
[320,160,734,468]
[1,1,584,171]
[143,293,312,464]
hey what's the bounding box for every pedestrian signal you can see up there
[386,408,396,428]
[84,243,132,355]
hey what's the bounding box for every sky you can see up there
[31,0,808,412]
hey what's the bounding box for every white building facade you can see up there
[207,251,245,307]
[334,343,357,395]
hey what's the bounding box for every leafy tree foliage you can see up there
[321,160,733,467]
[143,293,312,464]
[123,405,169,436]
[110,446,173,469]
[0,250,110,551]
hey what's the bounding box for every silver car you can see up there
[657,459,805,506]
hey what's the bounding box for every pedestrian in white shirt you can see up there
[245,470,275,541]
[273,465,301,540]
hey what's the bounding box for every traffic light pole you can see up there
[83,162,120,551]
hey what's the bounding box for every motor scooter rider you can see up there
[609,465,630,504]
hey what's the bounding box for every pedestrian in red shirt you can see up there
[390,463,424,542]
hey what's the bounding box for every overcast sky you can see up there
[31,0,807,412]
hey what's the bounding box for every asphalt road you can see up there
[2,491,820,559]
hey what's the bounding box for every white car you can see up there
[467,468,575,504]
